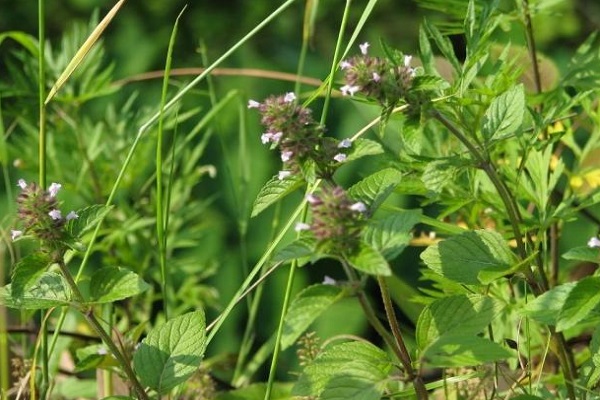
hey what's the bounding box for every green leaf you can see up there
[271,236,318,265]
[88,266,150,304]
[215,383,293,400]
[346,243,391,276]
[422,161,458,194]
[281,284,346,349]
[10,252,51,299]
[557,277,600,331]
[363,210,421,260]
[320,374,386,400]
[348,168,402,211]
[423,334,513,367]
[0,272,71,309]
[75,344,119,372]
[251,175,303,217]
[422,18,461,73]
[133,310,206,394]
[292,341,392,399]
[521,282,576,325]
[0,31,38,56]
[345,138,384,162]
[420,229,514,285]
[563,246,600,263]
[65,204,113,238]
[481,84,525,141]
[416,294,505,350]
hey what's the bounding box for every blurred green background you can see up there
[1,0,599,386]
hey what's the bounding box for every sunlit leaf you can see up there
[133,311,206,393]
[251,175,303,217]
[281,284,346,349]
[0,272,71,309]
[88,266,150,304]
[346,243,391,276]
[420,229,514,285]
[293,341,392,399]
[481,84,524,141]
[348,168,402,211]
[557,277,600,331]
[416,294,504,350]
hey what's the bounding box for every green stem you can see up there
[56,261,148,400]
[320,0,351,125]
[38,1,49,397]
[377,276,427,400]
[431,108,578,399]
[264,261,298,400]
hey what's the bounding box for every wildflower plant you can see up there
[2,1,600,400]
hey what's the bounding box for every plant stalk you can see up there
[377,276,428,400]
[56,260,148,400]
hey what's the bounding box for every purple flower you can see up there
[48,182,62,198]
[11,230,23,241]
[247,99,261,109]
[284,92,296,103]
[349,202,367,213]
[340,60,352,70]
[281,150,293,162]
[333,153,347,162]
[588,237,600,248]
[278,170,291,180]
[340,85,361,96]
[295,222,311,232]
[322,275,336,285]
[48,209,62,220]
[271,131,283,143]
[261,133,273,144]
[17,179,27,190]
[66,211,79,221]
[338,139,352,148]
[359,42,370,55]
[306,194,319,204]
[372,72,381,82]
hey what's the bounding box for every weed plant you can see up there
[1,0,600,399]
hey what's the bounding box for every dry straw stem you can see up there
[44,0,126,104]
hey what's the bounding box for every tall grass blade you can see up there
[44,0,126,104]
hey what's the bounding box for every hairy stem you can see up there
[431,108,578,399]
[56,260,148,400]
[377,276,428,400]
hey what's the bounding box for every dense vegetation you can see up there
[1,0,600,399]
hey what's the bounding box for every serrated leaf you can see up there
[66,204,113,238]
[320,374,385,400]
[75,344,119,372]
[0,272,71,309]
[88,266,150,304]
[481,84,524,141]
[422,161,458,194]
[520,282,576,325]
[347,168,402,211]
[292,341,392,399]
[345,138,384,162]
[363,210,421,260]
[563,246,600,263]
[281,284,346,349]
[133,310,206,393]
[271,236,317,265]
[346,243,391,276]
[416,294,505,350]
[557,277,600,331]
[214,383,293,400]
[420,229,514,285]
[251,175,303,217]
[423,334,513,367]
[10,252,51,299]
